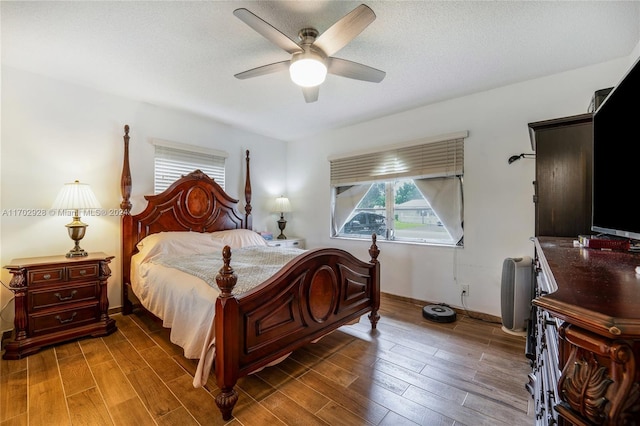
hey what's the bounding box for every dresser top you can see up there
[534,237,640,337]
[4,252,113,269]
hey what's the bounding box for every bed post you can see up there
[214,246,240,420]
[121,125,134,315]
[368,233,381,329]
[120,125,132,213]
[244,150,252,230]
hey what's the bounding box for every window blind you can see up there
[330,134,466,186]
[154,145,226,194]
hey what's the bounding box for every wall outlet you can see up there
[461,284,470,296]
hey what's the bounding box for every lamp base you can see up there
[277,216,287,240]
[66,247,89,258]
[65,219,88,258]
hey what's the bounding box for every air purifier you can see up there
[500,256,533,336]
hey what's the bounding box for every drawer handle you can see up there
[43,274,51,280]
[54,290,77,301]
[79,269,87,276]
[609,326,622,335]
[55,312,77,324]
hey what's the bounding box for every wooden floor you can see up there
[1,295,534,425]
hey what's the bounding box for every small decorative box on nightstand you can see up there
[266,238,305,249]
[2,252,117,359]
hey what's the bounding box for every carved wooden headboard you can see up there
[119,125,252,311]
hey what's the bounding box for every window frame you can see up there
[329,131,467,246]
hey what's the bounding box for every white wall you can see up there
[0,67,288,318]
[2,52,638,323]
[287,56,635,317]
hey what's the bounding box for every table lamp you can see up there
[273,196,291,240]
[52,180,101,257]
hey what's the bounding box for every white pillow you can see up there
[136,231,224,263]
[210,229,267,249]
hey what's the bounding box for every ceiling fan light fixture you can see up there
[289,52,327,87]
[234,5,384,100]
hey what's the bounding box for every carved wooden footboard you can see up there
[214,240,380,419]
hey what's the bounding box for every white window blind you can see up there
[329,132,466,186]
[154,144,226,194]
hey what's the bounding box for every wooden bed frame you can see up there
[118,125,381,420]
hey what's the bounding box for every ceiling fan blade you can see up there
[302,86,319,103]
[327,57,386,83]
[233,8,302,54]
[314,4,376,57]
[234,61,291,79]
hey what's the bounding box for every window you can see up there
[153,140,227,194]
[330,132,467,246]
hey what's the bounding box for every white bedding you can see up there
[130,229,303,387]
[132,254,219,386]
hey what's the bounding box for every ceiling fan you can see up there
[233,4,386,103]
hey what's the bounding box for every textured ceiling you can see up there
[2,1,639,141]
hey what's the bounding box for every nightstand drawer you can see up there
[267,238,305,249]
[29,303,100,336]
[67,264,98,280]
[29,267,65,285]
[29,282,99,310]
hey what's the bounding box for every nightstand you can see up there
[266,238,305,249]
[2,252,116,359]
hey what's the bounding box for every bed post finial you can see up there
[120,125,132,213]
[369,233,380,263]
[244,150,252,225]
[216,246,237,297]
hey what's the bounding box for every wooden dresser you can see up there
[531,237,640,425]
[2,252,116,359]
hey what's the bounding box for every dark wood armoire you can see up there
[528,113,593,237]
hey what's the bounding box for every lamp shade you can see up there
[273,196,291,214]
[52,180,101,213]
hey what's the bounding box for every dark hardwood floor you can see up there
[1,294,534,425]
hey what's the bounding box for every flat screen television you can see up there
[592,56,640,241]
